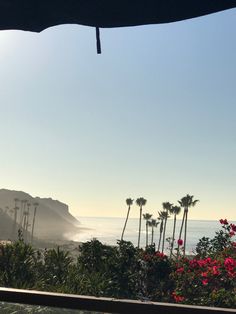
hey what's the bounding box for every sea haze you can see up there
[73,217,235,254]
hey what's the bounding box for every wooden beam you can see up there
[0,288,236,313]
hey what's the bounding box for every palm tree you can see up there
[20,200,28,228]
[20,200,24,226]
[169,205,181,257]
[161,202,172,253]
[13,198,19,224]
[149,219,159,246]
[121,198,133,241]
[143,213,152,248]
[22,210,28,241]
[12,206,19,240]
[25,202,31,242]
[136,197,147,248]
[31,202,39,244]
[178,194,199,256]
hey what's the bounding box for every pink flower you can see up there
[177,239,183,246]
[176,267,184,273]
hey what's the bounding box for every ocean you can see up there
[72,217,234,254]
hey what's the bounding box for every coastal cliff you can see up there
[0,189,79,241]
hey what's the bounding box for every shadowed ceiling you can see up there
[0,0,235,32]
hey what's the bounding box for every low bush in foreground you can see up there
[0,219,235,308]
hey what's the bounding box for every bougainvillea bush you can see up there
[171,219,236,307]
[0,219,235,308]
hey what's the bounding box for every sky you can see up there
[0,8,235,220]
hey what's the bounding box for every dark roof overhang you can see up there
[0,0,235,33]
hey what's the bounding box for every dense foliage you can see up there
[0,220,235,308]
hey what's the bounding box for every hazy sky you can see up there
[0,8,235,220]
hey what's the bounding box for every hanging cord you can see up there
[96,27,101,54]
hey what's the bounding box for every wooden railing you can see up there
[0,287,236,313]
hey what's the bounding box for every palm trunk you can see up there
[183,210,188,257]
[23,214,27,241]
[177,210,186,257]
[157,222,163,252]
[20,214,24,229]
[151,226,154,245]
[12,209,17,240]
[20,202,26,228]
[170,214,177,257]
[137,206,142,248]
[31,207,37,244]
[146,221,148,248]
[161,217,167,253]
[25,211,30,243]
[20,203,23,226]
[121,205,130,241]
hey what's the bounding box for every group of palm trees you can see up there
[6,198,39,243]
[121,194,199,256]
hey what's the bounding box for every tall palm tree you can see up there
[121,198,133,241]
[136,197,147,248]
[22,210,28,240]
[20,200,28,228]
[25,202,31,242]
[161,202,172,253]
[169,205,181,257]
[12,206,19,240]
[178,194,199,256]
[31,202,39,244]
[20,200,24,226]
[148,219,159,246]
[13,198,19,224]
[143,213,152,248]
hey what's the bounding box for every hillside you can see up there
[0,189,80,241]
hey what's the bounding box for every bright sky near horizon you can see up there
[0,9,235,221]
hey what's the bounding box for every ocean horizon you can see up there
[72,217,235,255]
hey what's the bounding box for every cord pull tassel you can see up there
[96,27,101,54]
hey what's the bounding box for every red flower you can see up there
[177,239,183,246]
[212,266,220,276]
[201,272,208,277]
[219,219,228,225]
[176,267,184,273]
[230,224,236,232]
[224,257,236,269]
[143,254,151,261]
[202,279,209,285]
[229,231,235,237]
[172,292,185,303]
[155,252,165,258]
